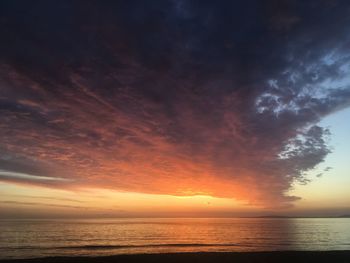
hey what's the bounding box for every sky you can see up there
[0,0,350,218]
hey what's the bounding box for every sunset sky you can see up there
[0,0,350,218]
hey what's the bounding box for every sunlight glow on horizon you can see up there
[1,107,349,218]
[2,101,350,219]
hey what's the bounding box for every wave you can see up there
[2,243,240,250]
[63,243,239,249]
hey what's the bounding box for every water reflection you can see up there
[0,218,350,259]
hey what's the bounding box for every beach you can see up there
[1,251,350,263]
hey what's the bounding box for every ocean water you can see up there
[0,218,350,259]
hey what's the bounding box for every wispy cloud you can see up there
[0,170,72,182]
[3,194,85,203]
[0,200,87,210]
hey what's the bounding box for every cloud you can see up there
[0,170,72,183]
[0,0,350,207]
[0,200,86,210]
[5,195,85,203]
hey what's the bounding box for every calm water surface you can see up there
[0,218,350,259]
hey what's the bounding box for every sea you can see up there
[0,218,350,259]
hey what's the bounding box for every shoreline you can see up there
[1,251,350,263]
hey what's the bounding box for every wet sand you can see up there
[1,251,350,263]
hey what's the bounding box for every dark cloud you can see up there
[1,0,350,206]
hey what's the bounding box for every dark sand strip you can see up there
[1,251,350,263]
